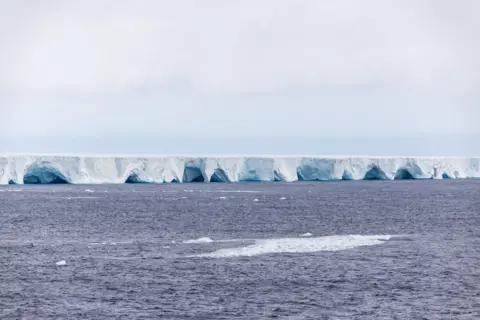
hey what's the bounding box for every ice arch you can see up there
[210,168,230,182]
[183,166,205,182]
[442,171,459,179]
[363,166,389,180]
[273,170,286,182]
[125,171,150,183]
[394,168,415,180]
[342,169,354,180]
[23,161,69,184]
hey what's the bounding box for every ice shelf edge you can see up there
[0,155,479,184]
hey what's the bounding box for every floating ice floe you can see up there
[299,232,313,237]
[65,196,98,200]
[183,237,214,244]
[192,235,392,258]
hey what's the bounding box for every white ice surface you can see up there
[299,232,313,237]
[0,154,479,184]
[194,235,391,258]
[183,237,214,244]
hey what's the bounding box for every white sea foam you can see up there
[253,198,259,202]
[219,196,227,200]
[193,235,391,258]
[280,197,287,200]
[183,237,214,244]
[85,189,94,193]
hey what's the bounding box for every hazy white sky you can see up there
[1,0,479,153]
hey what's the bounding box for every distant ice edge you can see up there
[0,155,479,185]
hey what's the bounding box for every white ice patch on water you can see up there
[280,197,287,200]
[88,241,118,246]
[193,235,391,258]
[56,260,66,266]
[183,237,214,244]
[299,232,313,237]
[253,199,259,202]
[219,196,227,200]
[65,196,98,200]
[85,189,94,193]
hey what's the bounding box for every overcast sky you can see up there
[1,0,479,154]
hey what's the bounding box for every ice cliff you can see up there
[0,155,479,185]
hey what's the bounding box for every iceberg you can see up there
[0,154,478,185]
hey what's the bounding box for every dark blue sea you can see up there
[0,181,479,319]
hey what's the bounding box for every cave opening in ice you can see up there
[394,168,415,180]
[442,171,459,179]
[183,167,205,183]
[239,169,266,182]
[23,162,69,184]
[273,170,285,182]
[210,168,230,182]
[363,166,389,180]
[342,169,354,180]
[125,171,148,183]
[296,167,309,181]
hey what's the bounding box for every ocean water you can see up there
[0,181,479,319]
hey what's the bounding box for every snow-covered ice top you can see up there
[0,154,478,185]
